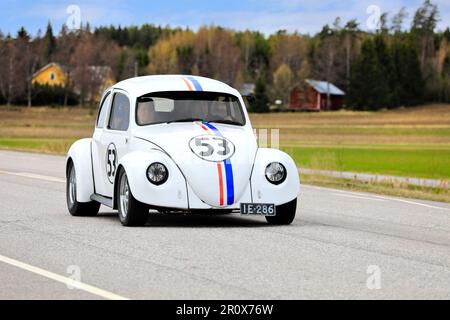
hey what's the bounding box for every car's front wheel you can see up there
[66,161,100,216]
[265,198,297,225]
[117,170,149,227]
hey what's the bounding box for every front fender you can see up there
[251,148,300,205]
[116,150,189,209]
[67,138,94,203]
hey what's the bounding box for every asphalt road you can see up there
[0,150,449,300]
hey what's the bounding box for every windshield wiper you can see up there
[166,118,205,124]
[209,119,243,126]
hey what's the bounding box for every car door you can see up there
[92,90,112,197]
[95,89,132,198]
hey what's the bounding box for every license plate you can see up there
[240,203,276,216]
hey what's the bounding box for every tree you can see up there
[0,34,15,105]
[0,33,28,105]
[348,36,393,110]
[379,12,389,34]
[147,30,194,75]
[269,31,308,81]
[412,0,439,69]
[342,20,360,91]
[391,7,408,33]
[236,31,254,73]
[312,22,344,109]
[272,63,294,105]
[252,77,269,113]
[235,31,270,79]
[119,46,149,79]
[193,27,242,85]
[43,22,56,62]
[434,38,450,102]
[1,1,450,108]
[54,24,79,106]
[70,34,120,106]
[391,41,424,105]
[16,27,36,107]
[298,59,311,81]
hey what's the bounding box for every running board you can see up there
[90,194,113,208]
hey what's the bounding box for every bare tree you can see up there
[343,20,360,91]
[0,34,26,105]
[412,0,440,71]
[269,31,308,80]
[54,24,78,106]
[392,7,408,33]
[16,27,42,107]
[313,25,343,109]
[70,33,120,106]
[272,63,294,104]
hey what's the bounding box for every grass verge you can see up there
[0,138,75,155]
[301,174,450,203]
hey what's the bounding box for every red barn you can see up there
[289,79,345,111]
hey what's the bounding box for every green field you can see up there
[0,138,75,154]
[0,104,449,201]
[284,145,450,179]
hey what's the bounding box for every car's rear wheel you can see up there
[118,169,149,226]
[265,198,297,225]
[66,161,100,216]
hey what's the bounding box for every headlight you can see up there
[265,162,286,185]
[147,162,168,185]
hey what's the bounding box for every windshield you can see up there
[136,91,246,126]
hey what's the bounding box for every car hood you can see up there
[134,122,257,207]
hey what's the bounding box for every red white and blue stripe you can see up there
[186,77,235,207]
[182,76,203,92]
[195,121,235,207]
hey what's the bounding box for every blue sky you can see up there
[0,0,449,37]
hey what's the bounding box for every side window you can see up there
[96,92,111,128]
[108,92,130,131]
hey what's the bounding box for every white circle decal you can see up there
[189,135,235,162]
[106,143,117,183]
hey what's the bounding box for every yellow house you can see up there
[32,62,116,102]
[32,63,68,87]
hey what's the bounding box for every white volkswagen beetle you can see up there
[66,75,300,226]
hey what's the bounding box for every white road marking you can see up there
[0,170,65,183]
[303,185,450,212]
[370,195,450,211]
[331,193,385,202]
[0,254,128,300]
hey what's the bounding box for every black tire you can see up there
[265,198,297,225]
[117,169,149,226]
[66,161,100,217]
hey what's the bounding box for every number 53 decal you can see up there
[189,135,235,162]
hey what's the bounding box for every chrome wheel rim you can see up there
[119,174,129,219]
[69,166,76,207]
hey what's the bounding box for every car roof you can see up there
[112,75,240,98]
